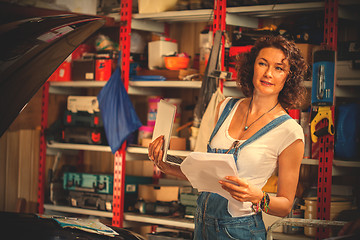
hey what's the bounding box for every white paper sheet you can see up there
[180,152,255,217]
[180,152,238,200]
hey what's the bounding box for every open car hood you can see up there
[0,4,105,137]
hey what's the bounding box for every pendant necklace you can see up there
[244,97,279,131]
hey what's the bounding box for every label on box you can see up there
[106,202,112,211]
[67,96,99,114]
[85,73,94,79]
[126,184,136,193]
[71,198,77,207]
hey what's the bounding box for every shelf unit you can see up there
[121,0,360,238]
[46,141,360,177]
[46,140,360,168]
[37,0,360,237]
[49,79,359,97]
[43,79,360,231]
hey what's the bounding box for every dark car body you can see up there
[0,3,144,239]
[0,2,104,137]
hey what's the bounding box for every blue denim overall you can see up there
[193,98,291,240]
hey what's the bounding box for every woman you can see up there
[148,35,308,239]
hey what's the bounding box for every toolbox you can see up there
[62,126,107,145]
[63,110,103,127]
[63,172,113,194]
[135,200,184,216]
[68,191,113,211]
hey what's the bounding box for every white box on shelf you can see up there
[148,40,178,70]
[67,96,99,114]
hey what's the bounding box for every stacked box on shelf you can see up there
[63,110,103,128]
[63,172,113,194]
[124,175,153,212]
[63,172,113,211]
[179,186,199,218]
[69,191,113,211]
[63,172,153,212]
[62,96,107,145]
[136,184,185,216]
[138,184,180,202]
[337,41,360,81]
[125,175,153,194]
[64,173,152,208]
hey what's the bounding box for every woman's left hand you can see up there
[219,176,263,204]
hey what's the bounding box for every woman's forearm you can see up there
[164,164,188,180]
[265,194,293,217]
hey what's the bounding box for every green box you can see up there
[125,175,153,194]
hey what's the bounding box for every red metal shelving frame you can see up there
[213,0,226,32]
[112,0,133,228]
[38,81,49,214]
[213,0,226,91]
[316,0,338,239]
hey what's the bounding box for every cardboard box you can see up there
[178,69,199,80]
[71,59,95,80]
[296,43,321,66]
[138,69,180,80]
[138,0,178,13]
[125,160,154,177]
[138,184,179,202]
[169,137,186,150]
[138,69,198,80]
[148,40,178,70]
[48,61,71,81]
[125,176,153,194]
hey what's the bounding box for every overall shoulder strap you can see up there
[237,114,292,151]
[208,98,240,144]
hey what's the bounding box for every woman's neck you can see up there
[249,95,279,115]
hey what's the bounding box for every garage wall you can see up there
[0,129,40,213]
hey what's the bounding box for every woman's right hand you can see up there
[148,135,170,173]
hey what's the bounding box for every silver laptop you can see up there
[151,99,183,165]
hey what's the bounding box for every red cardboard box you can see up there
[48,61,71,81]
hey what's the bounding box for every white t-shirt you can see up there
[209,97,305,217]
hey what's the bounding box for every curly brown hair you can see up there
[236,35,309,110]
